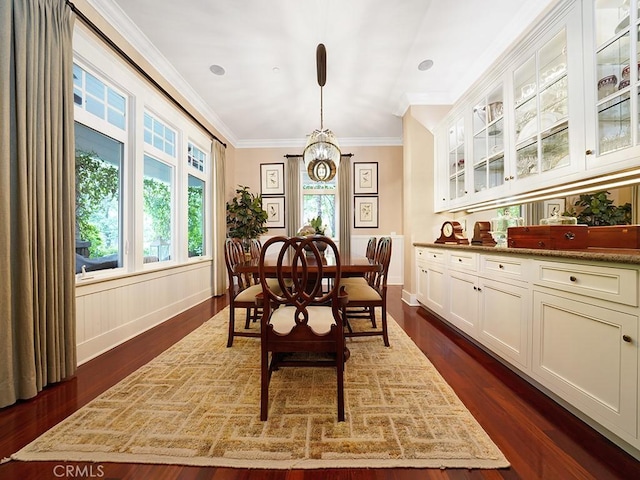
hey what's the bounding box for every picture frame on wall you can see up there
[354,196,379,228]
[264,196,285,229]
[260,162,285,196]
[543,198,566,219]
[353,162,378,195]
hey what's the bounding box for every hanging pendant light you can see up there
[303,44,341,182]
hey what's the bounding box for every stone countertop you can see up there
[412,242,640,266]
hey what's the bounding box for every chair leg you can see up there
[260,350,270,421]
[227,307,235,347]
[381,304,389,347]
[244,308,252,329]
[336,345,345,422]
[369,307,377,328]
[342,308,353,333]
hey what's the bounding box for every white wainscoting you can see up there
[75,260,214,365]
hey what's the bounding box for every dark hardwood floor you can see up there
[1,286,638,479]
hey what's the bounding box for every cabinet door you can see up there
[478,278,530,369]
[447,117,468,203]
[471,84,506,198]
[532,290,638,438]
[416,262,428,305]
[584,0,638,172]
[424,263,447,317]
[448,270,479,336]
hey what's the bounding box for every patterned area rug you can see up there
[13,308,509,469]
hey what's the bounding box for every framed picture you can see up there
[353,162,378,195]
[264,196,285,229]
[354,196,379,228]
[543,199,565,218]
[260,163,285,196]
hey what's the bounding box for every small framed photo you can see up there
[544,198,565,218]
[354,196,378,228]
[260,163,285,196]
[264,196,285,229]
[354,162,378,195]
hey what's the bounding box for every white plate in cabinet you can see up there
[478,278,531,369]
[449,251,478,272]
[533,260,638,307]
[481,255,529,282]
[532,291,638,440]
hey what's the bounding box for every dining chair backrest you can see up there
[250,238,262,260]
[365,237,377,261]
[224,238,249,291]
[370,236,392,291]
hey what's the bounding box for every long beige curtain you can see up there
[212,140,227,295]
[0,0,76,408]
[286,156,301,237]
[338,154,352,258]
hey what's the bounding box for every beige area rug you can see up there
[13,307,509,469]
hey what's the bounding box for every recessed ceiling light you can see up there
[272,66,280,73]
[209,64,225,76]
[418,59,434,71]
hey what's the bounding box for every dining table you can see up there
[233,249,381,279]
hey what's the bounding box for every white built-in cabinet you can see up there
[435,0,640,212]
[414,245,640,458]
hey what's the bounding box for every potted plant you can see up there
[564,190,632,226]
[226,185,268,252]
[298,215,327,253]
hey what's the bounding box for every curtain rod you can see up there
[284,153,353,158]
[66,1,227,149]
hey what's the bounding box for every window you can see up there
[143,155,174,262]
[73,64,125,130]
[187,175,205,257]
[301,165,337,237]
[144,112,176,157]
[188,143,206,172]
[74,122,123,272]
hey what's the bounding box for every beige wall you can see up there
[232,145,403,236]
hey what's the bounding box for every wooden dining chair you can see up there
[341,236,377,287]
[224,238,262,347]
[342,236,392,347]
[257,235,348,421]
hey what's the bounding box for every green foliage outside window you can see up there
[143,177,171,256]
[187,180,204,257]
[75,150,119,258]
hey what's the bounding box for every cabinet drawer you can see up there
[449,251,478,272]
[534,261,639,306]
[418,248,445,264]
[481,255,527,280]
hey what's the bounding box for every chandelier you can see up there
[303,44,341,182]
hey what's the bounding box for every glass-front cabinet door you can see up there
[589,0,636,169]
[447,117,466,202]
[472,85,505,197]
[513,29,570,184]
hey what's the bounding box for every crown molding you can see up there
[84,0,238,147]
[235,137,402,149]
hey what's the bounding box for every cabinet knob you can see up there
[498,264,504,269]
[564,232,576,240]
[504,176,509,181]
[509,175,514,180]
[458,258,462,262]
[569,275,577,282]
[537,241,545,247]
[473,286,477,290]
[623,335,632,343]
[585,149,593,155]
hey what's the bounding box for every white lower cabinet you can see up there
[448,269,479,337]
[414,246,640,457]
[478,277,530,369]
[532,290,638,440]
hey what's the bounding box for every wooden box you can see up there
[507,225,588,250]
[587,225,640,249]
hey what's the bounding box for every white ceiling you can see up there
[90,0,557,148]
